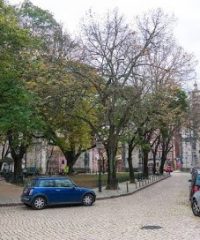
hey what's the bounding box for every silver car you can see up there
[191,191,200,216]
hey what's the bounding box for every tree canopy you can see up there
[0,1,196,184]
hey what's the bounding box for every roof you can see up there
[33,176,71,181]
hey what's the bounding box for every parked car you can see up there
[189,168,200,201]
[23,167,40,177]
[190,166,200,175]
[164,165,173,173]
[191,191,200,216]
[21,176,96,210]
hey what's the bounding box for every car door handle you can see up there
[55,189,61,192]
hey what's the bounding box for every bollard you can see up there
[117,179,120,190]
[126,182,129,193]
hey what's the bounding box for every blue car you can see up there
[21,176,96,210]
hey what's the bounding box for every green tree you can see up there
[17,1,97,173]
[158,88,188,174]
[39,62,98,174]
[0,0,43,181]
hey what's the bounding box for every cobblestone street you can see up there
[0,172,200,240]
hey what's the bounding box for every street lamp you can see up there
[96,141,104,192]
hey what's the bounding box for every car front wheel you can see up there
[192,200,200,216]
[32,196,46,210]
[82,194,94,206]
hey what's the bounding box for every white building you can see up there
[180,83,200,170]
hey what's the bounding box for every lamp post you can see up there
[96,141,104,192]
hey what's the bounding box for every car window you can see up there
[192,173,197,182]
[38,180,55,187]
[195,175,200,186]
[55,179,74,188]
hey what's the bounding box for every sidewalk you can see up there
[0,174,169,207]
[93,174,170,199]
[0,178,22,206]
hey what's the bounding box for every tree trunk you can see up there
[63,150,79,175]
[159,155,166,174]
[159,138,171,174]
[142,149,149,178]
[7,131,27,183]
[13,158,22,182]
[127,143,135,183]
[159,142,165,174]
[151,137,160,175]
[159,148,168,174]
[105,141,118,190]
[152,152,157,174]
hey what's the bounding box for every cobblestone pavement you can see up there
[0,172,199,240]
[0,180,22,204]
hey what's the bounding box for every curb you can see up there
[0,175,170,207]
[96,175,170,200]
[0,203,23,207]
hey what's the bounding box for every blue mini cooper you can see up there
[21,176,96,210]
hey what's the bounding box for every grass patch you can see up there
[70,172,130,188]
[21,172,143,188]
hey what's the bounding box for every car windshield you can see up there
[27,179,37,187]
[195,175,200,186]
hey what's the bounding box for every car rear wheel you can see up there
[82,194,94,206]
[32,196,46,210]
[192,200,200,216]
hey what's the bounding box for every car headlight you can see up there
[29,189,34,196]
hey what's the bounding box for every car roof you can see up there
[33,176,71,181]
[192,167,200,171]
[193,169,200,176]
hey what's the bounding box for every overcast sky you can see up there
[8,0,200,90]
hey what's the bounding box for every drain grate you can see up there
[141,225,162,230]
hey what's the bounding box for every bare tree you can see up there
[80,9,179,189]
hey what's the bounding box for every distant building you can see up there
[180,82,200,170]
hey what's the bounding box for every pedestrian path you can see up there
[0,179,22,205]
[93,174,169,199]
[0,174,169,206]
